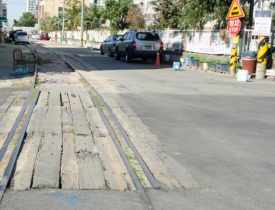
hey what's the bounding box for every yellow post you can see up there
[256,37,269,79]
[230,35,239,76]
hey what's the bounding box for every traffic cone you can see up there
[154,52,161,66]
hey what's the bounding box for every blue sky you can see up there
[4,0,27,26]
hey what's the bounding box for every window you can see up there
[136,32,160,41]
[122,33,128,40]
[58,7,63,13]
[125,33,132,40]
[113,35,123,41]
[18,32,27,36]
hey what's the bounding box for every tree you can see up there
[125,4,146,30]
[84,4,104,30]
[13,12,37,27]
[102,0,132,34]
[40,13,64,32]
[152,0,184,29]
[65,0,82,30]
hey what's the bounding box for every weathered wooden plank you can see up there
[26,107,48,136]
[44,107,62,135]
[61,133,79,189]
[13,135,42,191]
[11,91,19,95]
[0,106,22,134]
[86,107,109,137]
[0,95,17,113]
[129,137,181,190]
[62,108,73,133]
[61,92,70,109]
[32,134,62,189]
[78,92,94,108]
[12,91,29,106]
[68,92,83,110]
[48,92,61,107]
[158,153,201,189]
[94,136,129,191]
[75,135,94,153]
[36,92,48,107]
[71,109,91,136]
[77,155,105,190]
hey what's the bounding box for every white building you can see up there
[36,0,43,6]
[27,0,36,14]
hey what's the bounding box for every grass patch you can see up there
[78,78,89,88]
[4,167,6,171]
[73,139,75,144]
[84,109,87,113]
[39,142,43,150]
[115,133,122,137]
[28,89,38,106]
[35,77,41,87]
[68,126,75,134]
[100,159,106,171]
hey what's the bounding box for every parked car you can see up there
[31,34,37,39]
[114,29,163,63]
[38,32,50,40]
[14,31,30,45]
[100,34,123,57]
[36,33,40,39]
[9,30,23,41]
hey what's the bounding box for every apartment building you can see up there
[133,0,156,26]
[27,0,36,14]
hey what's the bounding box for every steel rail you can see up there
[41,46,159,189]
[0,45,38,164]
[0,90,40,201]
[89,91,153,210]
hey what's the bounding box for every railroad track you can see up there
[0,45,39,199]
[0,43,155,210]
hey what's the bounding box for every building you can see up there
[133,0,156,26]
[27,0,36,14]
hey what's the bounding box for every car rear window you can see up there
[113,35,123,41]
[136,32,160,41]
[42,33,48,36]
[18,32,27,35]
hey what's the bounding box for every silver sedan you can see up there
[100,35,123,57]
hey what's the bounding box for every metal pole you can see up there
[62,0,65,39]
[249,0,254,28]
[256,0,270,79]
[80,0,84,47]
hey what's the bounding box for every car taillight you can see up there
[113,44,116,46]
[28,36,29,39]
[160,42,163,50]
[131,40,136,49]
[15,36,17,39]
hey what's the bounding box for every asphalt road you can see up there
[18,42,275,209]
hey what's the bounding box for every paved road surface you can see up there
[21,42,275,209]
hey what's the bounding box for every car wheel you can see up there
[15,42,17,45]
[115,48,120,60]
[142,58,148,62]
[108,48,113,57]
[125,50,132,63]
[100,47,104,55]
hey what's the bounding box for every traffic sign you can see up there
[226,0,245,20]
[227,18,241,35]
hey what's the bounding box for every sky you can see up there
[4,0,27,26]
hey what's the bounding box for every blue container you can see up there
[222,64,227,73]
[216,63,220,72]
[190,57,195,65]
[185,57,190,65]
[173,62,181,71]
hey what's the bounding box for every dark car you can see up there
[9,30,23,41]
[114,29,163,63]
[38,32,50,40]
[100,34,123,57]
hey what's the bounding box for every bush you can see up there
[193,53,200,60]
[235,62,242,67]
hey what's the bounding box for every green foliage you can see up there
[193,54,200,60]
[40,13,64,32]
[235,62,242,67]
[65,0,82,30]
[84,4,105,30]
[13,12,37,27]
[152,0,184,29]
[101,0,131,33]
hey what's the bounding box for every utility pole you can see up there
[62,0,65,40]
[80,0,84,47]
[256,0,270,79]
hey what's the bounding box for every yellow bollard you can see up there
[256,37,269,79]
[230,35,239,76]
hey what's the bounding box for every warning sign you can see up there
[226,0,245,20]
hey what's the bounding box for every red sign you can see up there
[3,6,7,18]
[226,0,245,20]
[227,18,241,35]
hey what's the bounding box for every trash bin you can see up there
[185,57,190,65]
[241,56,257,74]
